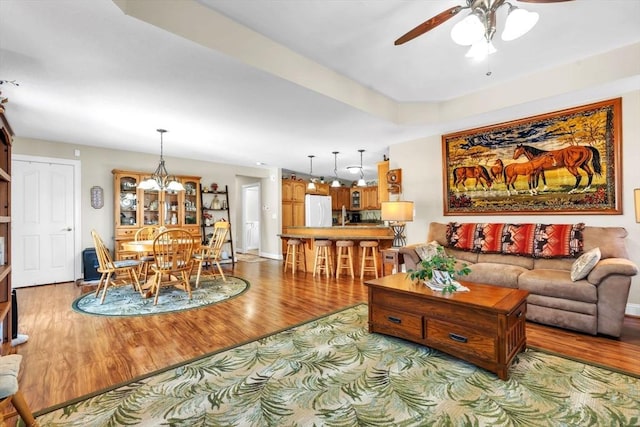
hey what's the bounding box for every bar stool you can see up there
[313,240,333,278]
[360,240,379,279]
[335,240,355,278]
[284,239,306,275]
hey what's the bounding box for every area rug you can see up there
[33,304,639,426]
[236,252,268,263]
[72,275,249,317]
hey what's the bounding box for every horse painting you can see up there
[503,154,556,196]
[452,165,493,192]
[513,144,602,194]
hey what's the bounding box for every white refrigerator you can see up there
[305,194,332,227]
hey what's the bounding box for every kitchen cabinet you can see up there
[377,160,389,204]
[362,186,379,209]
[330,187,350,210]
[349,188,362,210]
[112,170,201,259]
[282,179,305,227]
[0,113,13,343]
[306,182,330,196]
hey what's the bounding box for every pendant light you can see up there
[138,129,185,192]
[356,149,366,187]
[331,151,341,188]
[307,155,316,191]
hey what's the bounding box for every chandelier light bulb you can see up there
[502,7,539,41]
[465,39,497,60]
[451,13,485,46]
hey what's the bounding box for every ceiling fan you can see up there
[394,0,573,50]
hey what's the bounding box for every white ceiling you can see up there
[1,0,639,181]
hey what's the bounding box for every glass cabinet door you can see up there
[118,175,139,227]
[183,179,200,226]
[143,188,160,226]
[163,190,180,226]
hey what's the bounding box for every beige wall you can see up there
[391,89,640,314]
[12,138,282,260]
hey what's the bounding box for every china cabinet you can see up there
[0,113,13,343]
[200,184,234,266]
[112,170,201,259]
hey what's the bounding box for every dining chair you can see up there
[91,229,142,304]
[193,221,230,287]
[134,225,163,281]
[150,229,195,305]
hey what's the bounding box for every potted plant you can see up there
[407,245,471,294]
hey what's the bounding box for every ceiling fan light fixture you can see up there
[450,13,484,46]
[502,7,539,41]
[465,39,497,60]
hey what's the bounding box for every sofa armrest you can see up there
[587,258,638,284]
[399,245,421,271]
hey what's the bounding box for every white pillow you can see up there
[570,247,601,281]
[415,241,443,261]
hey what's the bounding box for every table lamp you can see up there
[381,201,414,247]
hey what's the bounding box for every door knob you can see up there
[63,227,72,231]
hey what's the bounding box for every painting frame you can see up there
[442,98,622,216]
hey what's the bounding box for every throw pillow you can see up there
[501,223,536,256]
[415,241,442,261]
[446,223,479,252]
[571,247,601,281]
[533,223,585,258]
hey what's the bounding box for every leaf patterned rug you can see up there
[35,304,639,426]
[72,275,249,317]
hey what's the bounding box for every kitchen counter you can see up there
[280,226,394,274]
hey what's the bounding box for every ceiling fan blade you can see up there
[394,6,464,46]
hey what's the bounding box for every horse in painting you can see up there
[489,159,504,183]
[513,144,602,194]
[503,154,556,196]
[452,165,493,192]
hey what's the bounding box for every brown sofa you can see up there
[399,222,638,337]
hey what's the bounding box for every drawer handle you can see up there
[449,333,468,343]
[387,316,402,324]
[517,311,523,318]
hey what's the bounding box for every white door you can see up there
[12,159,76,287]
[242,184,260,253]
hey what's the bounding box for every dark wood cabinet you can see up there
[0,113,13,344]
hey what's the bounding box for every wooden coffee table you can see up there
[364,274,529,380]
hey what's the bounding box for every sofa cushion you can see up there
[459,262,526,289]
[571,247,601,281]
[477,253,534,270]
[518,269,597,303]
[414,241,442,261]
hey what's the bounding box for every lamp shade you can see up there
[450,13,484,46]
[381,201,414,222]
[502,8,538,41]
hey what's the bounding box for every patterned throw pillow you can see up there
[446,223,479,252]
[415,241,442,261]
[501,223,536,256]
[476,223,505,253]
[571,247,601,281]
[532,223,585,258]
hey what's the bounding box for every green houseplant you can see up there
[407,245,471,294]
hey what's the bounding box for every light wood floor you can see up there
[3,258,639,419]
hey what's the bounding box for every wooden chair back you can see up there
[91,229,114,272]
[152,229,195,274]
[194,221,230,287]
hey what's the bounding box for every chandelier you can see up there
[138,129,185,192]
[331,151,341,188]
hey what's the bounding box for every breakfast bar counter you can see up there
[280,226,395,275]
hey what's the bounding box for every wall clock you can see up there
[387,169,402,194]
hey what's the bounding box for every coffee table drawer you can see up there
[371,307,424,341]
[426,318,496,360]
